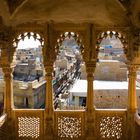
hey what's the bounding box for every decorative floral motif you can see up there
[18,117,40,139]
[100,116,122,139]
[58,116,82,138]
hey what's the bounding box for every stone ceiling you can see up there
[0,0,139,27]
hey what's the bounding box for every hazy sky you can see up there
[17,36,40,49]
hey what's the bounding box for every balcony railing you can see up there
[95,109,127,140]
[54,110,85,139]
[13,109,44,140]
[9,109,129,139]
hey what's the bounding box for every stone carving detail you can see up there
[58,116,82,138]
[13,32,44,48]
[96,31,128,57]
[55,32,84,56]
[99,116,123,139]
[131,32,140,59]
[18,117,40,139]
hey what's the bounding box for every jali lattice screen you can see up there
[57,116,82,138]
[18,117,40,139]
[99,116,123,139]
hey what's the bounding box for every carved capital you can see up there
[44,64,54,77]
[85,61,96,74]
[2,67,13,80]
[128,64,138,78]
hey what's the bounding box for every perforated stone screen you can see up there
[99,116,123,139]
[18,117,40,139]
[58,116,82,138]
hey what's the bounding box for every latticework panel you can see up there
[18,117,40,139]
[96,109,126,140]
[100,116,122,139]
[58,116,81,138]
[14,109,44,139]
[55,111,85,139]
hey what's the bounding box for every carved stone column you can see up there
[0,44,15,117]
[85,61,96,140]
[44,63,54,140]
[45,64,54,114]
[0,27,16,139]
[127,64,137,140]
[128,64,137,112]
[86,61,96,112]
[2,67,13,116]
[0,27,15,116]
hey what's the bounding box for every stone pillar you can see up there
[85,61,96,140]
[2,67,13,116]
[45,64,54,114]
[1,45,15,117]
[86,61,95,112]
[44,64,54,140]
[0,26,17,140]
[128,64,137,112]
[127,64,137,140]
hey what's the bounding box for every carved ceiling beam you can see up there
[117,0,131,11]
[10,0,28,19]
[5,0,28,16]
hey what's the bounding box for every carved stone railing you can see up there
[54,110,85,139]
[8,109,130,139]
[95,109,127,140]
[13,109,44,140]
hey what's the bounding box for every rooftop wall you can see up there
[94,60,127,81]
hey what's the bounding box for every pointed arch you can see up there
[12,31,46,109]
[53,31,86,110]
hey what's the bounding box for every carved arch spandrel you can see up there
[128,28,140,64]
[86,24,97,62]
[0,26,16,68]
[43,23,56,66]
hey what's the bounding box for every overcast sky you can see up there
[17,36,40,49]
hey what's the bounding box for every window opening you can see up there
[95,31,128,109]
[54,32,86,110]
[12,32,45,109]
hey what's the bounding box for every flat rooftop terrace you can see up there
[70,80,140,93]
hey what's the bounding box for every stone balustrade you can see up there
[4,109,131,139]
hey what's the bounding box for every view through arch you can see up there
[54,32,86,110]
[12,32,46,109]
[94,31,129,109]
